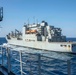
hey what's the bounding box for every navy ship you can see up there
[6,21,76,53]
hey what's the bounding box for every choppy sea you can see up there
[0,37,76,75]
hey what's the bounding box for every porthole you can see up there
[60,45,63,47]
[68,45,70,47]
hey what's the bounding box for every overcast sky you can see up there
[0,0,76,37]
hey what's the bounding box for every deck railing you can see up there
[0,46,76,75]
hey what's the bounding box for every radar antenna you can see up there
[27,18,29,25]
[33,16,35,24]
[36,19,38,24]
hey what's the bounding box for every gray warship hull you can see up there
[7,38,76,53]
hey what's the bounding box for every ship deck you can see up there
[0,65,15,75]
[0,45,76,75]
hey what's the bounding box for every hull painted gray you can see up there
[7,38,76,53]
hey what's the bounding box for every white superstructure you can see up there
[6,21,76,53]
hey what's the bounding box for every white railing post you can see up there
[29,60,33,75]
[38,54,41,75]
[20,50,23,75]
[7,47,11,75]
[1,46,3,66]
[67,60,71,75]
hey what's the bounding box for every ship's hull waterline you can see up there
[7,39,76,53]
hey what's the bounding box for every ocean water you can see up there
[0,37,76,75]
[0,37,7,45]
[66,38,76,42]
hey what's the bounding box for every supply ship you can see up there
[6,21,76,53]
